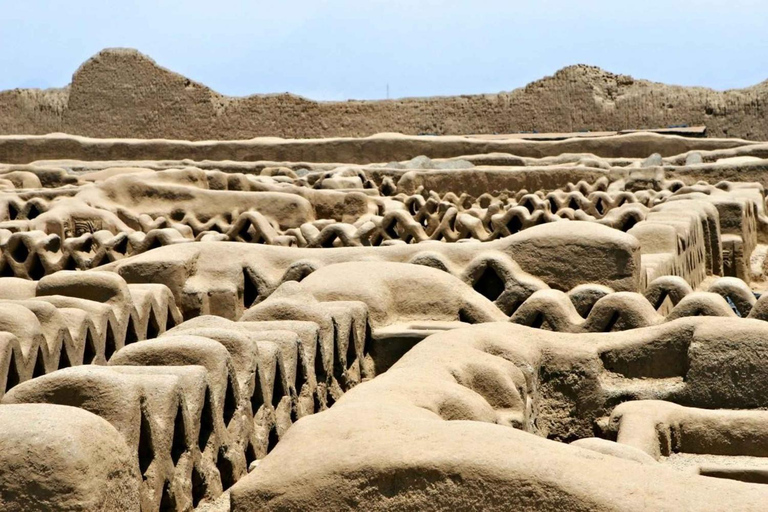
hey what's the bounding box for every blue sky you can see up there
[1,0,766,100]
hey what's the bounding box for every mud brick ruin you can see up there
[3,49,768,511]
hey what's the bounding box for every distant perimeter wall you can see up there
[1,48,767,141]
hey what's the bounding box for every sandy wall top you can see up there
[1,48,768,141]
[0,131,755,165]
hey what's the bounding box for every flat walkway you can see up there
[464,126,707,141]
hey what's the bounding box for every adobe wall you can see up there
[0,48,766,141]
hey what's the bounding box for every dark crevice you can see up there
[165,307,177,331]
[27,254,46,281]
[4,352,20,393]
[170,404,187,466]
[384,221,399,240]
[653,291,669,310]
[332,325,345,382]
[326,389,336,408]
[313,390,324,413]
[267,424,280,453]
[146,311,160,340]
[104,325,117,360]
[604,311,621,332]
[272,369,285,409]
[138,410,154,478]
[10,242,28,263]
[82,330,97,365]
[111,236,128,254]
[238,222,256,243]
[244,442,258,467]
[79,238,93,254]
[296,354,309,392]
[595,198,605,215]
[321,235,338,248]
[251,373,264,415]
[191,465,207,508]
[170,209,185,222]
[32,347,46,379]
[362,322,371,361]
[620,216,638,232]
[458,308,476,324]
[345,325,357,369]
[223,376,237,426]
[25,203,40,220]
[144,238,162,252]
[123,317,138,346]
[243,268,259,308]
[521,198,535,213]
[198,388,214,452]
[506,216,522,234]
[57,345,71,370]
[530,313,545,329]
[314,336,327,383]
[63,255,79,271]
[159,480,175,512]
[216,446,236,490]
[473,265,506,302]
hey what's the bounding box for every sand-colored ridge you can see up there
[1,48,768,140]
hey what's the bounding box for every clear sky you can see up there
[1,0,766,100]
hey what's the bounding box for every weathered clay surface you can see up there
[3,129,768,511]
[2,49,768,140]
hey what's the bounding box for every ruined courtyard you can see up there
[2,50,768,511]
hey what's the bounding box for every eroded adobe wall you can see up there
[0,48,767,141]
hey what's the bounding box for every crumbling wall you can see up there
[0,48,766,141]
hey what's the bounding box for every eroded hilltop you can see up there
[1,48,767,140]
